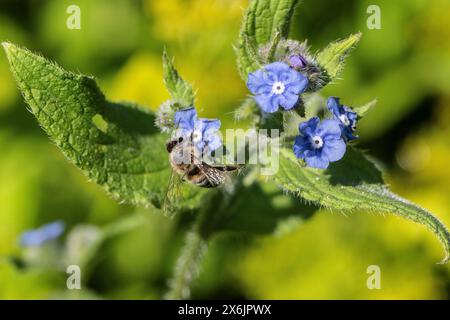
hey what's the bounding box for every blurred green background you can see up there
[1,0,450,299]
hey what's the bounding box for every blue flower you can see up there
[174,107,222,153]
[293,117,346,169]
[327,97,358,141]
[20,221,65,247]
[247,62,308,113]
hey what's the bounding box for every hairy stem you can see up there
[165,227,207,300]
[165,178,245,299]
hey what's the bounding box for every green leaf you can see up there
[274,147,450,263]
[217,180,317,235]
[236,0,300,80]
[3,42,204,210]
[243,35,263,70]
[316,32,362,82]
[266,29,282,63]
[162,49,195,108]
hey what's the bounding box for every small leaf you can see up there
[243,35,263,70]
[355,98,377,117]
[274,147,450,263]
[236,0,300,80]
[162,49,195,108]
[316,32,362,82]
[3,42,205,210]
[266,29,282,63]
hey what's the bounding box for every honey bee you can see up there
[162,135,241,214]
[166,136,240,188]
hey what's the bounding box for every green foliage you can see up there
[2,43,203,210]
[316,32,362,82]
[162,49,195,108]
[274,147,450,263]
[236,0,299,80]
[217,181,317,235]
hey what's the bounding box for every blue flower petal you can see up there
[299,117,320,136]
[322,138,346,162]
[280,92,299,110]
[285,73,308,94]
[255,94,279,113]
[327,96,341,119]
[317,119,342,139]
[305,154,330,169]
[345,106,358,121]
[293,135,311,159]
[198,118,221,134]
[205,134,222,152]
[196,118,222,152]
[247,69,270,94]
[344,129,358,141]
[263,61,291,76]
[174,107,197,133]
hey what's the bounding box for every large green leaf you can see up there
[2,43,204,210]
[236,0,300,80]
[274,147,450,263]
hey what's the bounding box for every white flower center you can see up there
[271,81,285,95]
[311,136,323,149]
[192,130,202,143]
[339,114,350,126]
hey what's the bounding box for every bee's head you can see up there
[166,136,184,153]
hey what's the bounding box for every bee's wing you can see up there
[197,162,227,186]
[187,150,225,187]
[163,168,184,216]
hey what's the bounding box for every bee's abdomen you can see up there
[187,166,217,188]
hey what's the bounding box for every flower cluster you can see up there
[246,59,359,169]
[174,107,222,155]
[292,98,359,169]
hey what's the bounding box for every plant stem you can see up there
[164,227,207,300]
[165,178,245,300]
